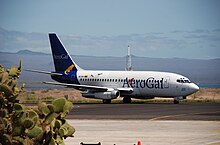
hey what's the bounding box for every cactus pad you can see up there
[0,62,75,145]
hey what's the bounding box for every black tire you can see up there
[103,99,111,104]
[174,99,179,104]
[123,97,132,103]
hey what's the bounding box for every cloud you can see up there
[0,27,219,59]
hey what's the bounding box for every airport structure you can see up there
[126,45,133,71]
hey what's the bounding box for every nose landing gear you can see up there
[174,96,186,104]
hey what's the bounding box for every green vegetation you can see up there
[0,60,75,145]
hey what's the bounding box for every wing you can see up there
[43,81,133,93]
[43,81,108,92]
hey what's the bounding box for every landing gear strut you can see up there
[103,99,111,104]
[173,96,186,104]
[174,99,179,104]
[123,97,131,103]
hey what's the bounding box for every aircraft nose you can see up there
[190,83,199,93]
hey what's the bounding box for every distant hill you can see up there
[16,50,49,55]
[0,50,220,89]
[0,50,49,55]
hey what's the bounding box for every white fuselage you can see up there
[77,70,199,99]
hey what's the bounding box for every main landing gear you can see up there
[123,97,132,103]
[173,99,179,104]
[103,99,111,104]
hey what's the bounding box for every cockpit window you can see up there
[176,78,191,83]
[184,80,191,83]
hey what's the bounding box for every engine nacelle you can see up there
[82,91,120,100]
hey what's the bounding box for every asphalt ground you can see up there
[67,102,220,121]
[65,102,220,144]
[65,120,220,145]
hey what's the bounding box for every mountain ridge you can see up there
[0,50,220,85]
[0,49,219,61]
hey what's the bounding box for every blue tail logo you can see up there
[49,33,82,84]
[49,33,79,73]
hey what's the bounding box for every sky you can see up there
[0,0,220,59]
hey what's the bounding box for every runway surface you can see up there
[65,103,220,144]
[68,102,220,121]
[65,120,220,145]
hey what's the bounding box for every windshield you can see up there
[176,78,191,83]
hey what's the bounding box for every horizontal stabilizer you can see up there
[25,69,63,76]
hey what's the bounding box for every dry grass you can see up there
[188,88,220,101]
[18,88,220,102]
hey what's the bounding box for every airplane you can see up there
[27,33,199,104]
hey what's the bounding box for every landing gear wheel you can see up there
[174,99,179,104]
[123,97,131,104]
[103,99,111,104]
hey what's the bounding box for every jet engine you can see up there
[82,90,120,100]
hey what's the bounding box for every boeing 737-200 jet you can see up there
[27,33,199,104]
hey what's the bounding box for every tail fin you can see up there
[49,33,83,73]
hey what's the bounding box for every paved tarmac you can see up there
[65,102,220,145]
[65,120,220,145]
[68,102,220,121]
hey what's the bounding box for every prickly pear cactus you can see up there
[0,61,75,145]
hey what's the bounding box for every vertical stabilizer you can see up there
[49,33,83,73]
